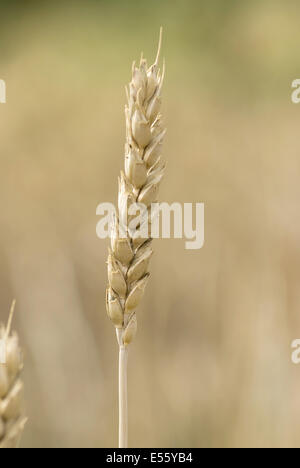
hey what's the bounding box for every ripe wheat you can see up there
[106,29,166,448]
[0,301,26,449]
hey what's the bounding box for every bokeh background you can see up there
[1,0,300,448]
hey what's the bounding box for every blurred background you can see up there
[0,0,300,448]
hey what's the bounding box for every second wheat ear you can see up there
[106,29,166,448]
[0,301,26,449]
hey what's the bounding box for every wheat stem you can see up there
[118,344,128,448]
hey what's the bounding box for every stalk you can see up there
[118,343,128,448]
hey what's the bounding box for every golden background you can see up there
[0,0,300,448]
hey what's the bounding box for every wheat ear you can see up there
[0,301,26,449]
[106,28,166,448]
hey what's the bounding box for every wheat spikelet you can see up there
[105,29,166,447]
[0,301,26,449]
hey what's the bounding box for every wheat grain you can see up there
[106,29,166,448]
[0,301,26,449]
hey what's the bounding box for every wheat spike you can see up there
[106,28,166,448]
[0,301,26,449]
[106,27,165,344]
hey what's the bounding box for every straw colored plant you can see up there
[106,29,166,448]
[0,301,26,449]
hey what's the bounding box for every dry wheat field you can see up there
[1,0,300,448]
